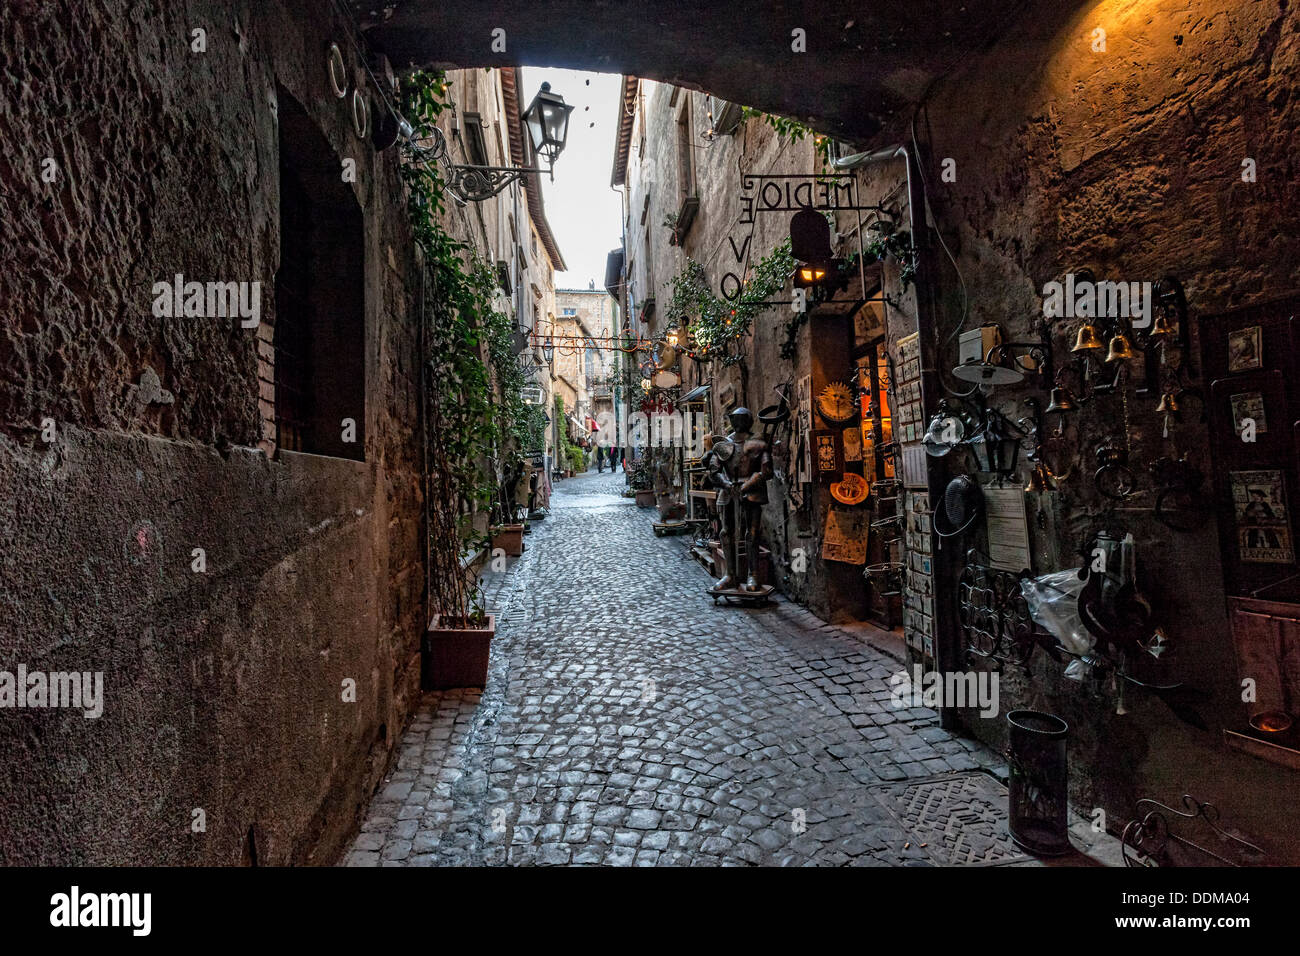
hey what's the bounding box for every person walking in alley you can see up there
[595,444,606,473]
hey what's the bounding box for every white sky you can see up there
[519,67,624,291]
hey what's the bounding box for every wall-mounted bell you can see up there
[1071,323,1104,353]
[1045,386,1076,414]
[1024,461,1051,493]
[1105,332,1137,363]
[1148,311,1176,339]
[1155,391,1180,414]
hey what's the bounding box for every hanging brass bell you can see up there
[1105,332,1137,363]
[1148,311,1176,339]
[1071,323,1104,353]
[1045,386,1076,414]
[1024,462,1046,493]
[1024,461,1055,493]
[1155,391,1180,414]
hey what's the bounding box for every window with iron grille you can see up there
[274,87,366,461]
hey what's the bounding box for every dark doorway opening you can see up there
[274,85,366,461]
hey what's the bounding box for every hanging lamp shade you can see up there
[952,360,1024,386]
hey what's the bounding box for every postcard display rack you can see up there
[1200,295,1300,768]
[894,332,937,660]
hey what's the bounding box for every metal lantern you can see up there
[522,82,574,170]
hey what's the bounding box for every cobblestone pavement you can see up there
[345,469,1119,866]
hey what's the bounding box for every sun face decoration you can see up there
[816,382,858,425]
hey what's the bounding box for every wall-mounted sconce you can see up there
[404,82,574,202]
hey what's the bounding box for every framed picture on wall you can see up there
[1230,392,1268,435]
[814,429,841,480]
[1231,469,1294,563]
[1228,326,1263,372]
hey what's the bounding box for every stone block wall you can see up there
[0,0,431,864]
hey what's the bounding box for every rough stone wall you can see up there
[0,0,428,864]
[906,0,1300,859]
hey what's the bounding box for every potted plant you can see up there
[425,580,495,690]
[490,522,524,556]
[629,456,655,507]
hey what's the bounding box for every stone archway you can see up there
[355,0,1092,143]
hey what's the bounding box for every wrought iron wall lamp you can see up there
[404,82,574,202]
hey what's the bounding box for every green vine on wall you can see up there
[740,107,833,164]
[400,69,536,624]
[865,228,918,292]
[665,237,795,367]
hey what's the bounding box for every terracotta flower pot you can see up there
[491,523,524,556]
[423,613,496,689]
[635,489,656,508]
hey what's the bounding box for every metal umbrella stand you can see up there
[1005,709,1072,856]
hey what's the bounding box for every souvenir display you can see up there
[830,472,870,505]
[1231,470,1294,563]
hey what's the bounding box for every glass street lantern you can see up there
[522,82,574,172]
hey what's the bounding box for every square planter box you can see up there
[658,495,685,521]
[491,523,524,556]
[635,489,656,508]
[422,613,495,690]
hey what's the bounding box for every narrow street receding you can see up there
[346,471,1117,867]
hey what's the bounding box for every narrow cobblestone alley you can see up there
[345,470,1117,867]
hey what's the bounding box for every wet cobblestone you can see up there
[344,469,1114,866]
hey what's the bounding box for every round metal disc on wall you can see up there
[351,88,370,138]
[327,43,349,98]
[831,472,870,505]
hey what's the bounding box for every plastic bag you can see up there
[1021,569,1094,655]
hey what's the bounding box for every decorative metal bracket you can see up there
[404,126,550,203]
[1121,794,1267,867]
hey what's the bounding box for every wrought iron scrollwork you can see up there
[403,125,546,203]
[958,556,1046,669]
[1121,794,1267,867]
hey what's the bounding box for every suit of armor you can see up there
[705,408,773,592]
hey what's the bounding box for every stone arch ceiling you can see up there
[355,0,1093,145]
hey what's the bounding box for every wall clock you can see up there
[816,382,858,426]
